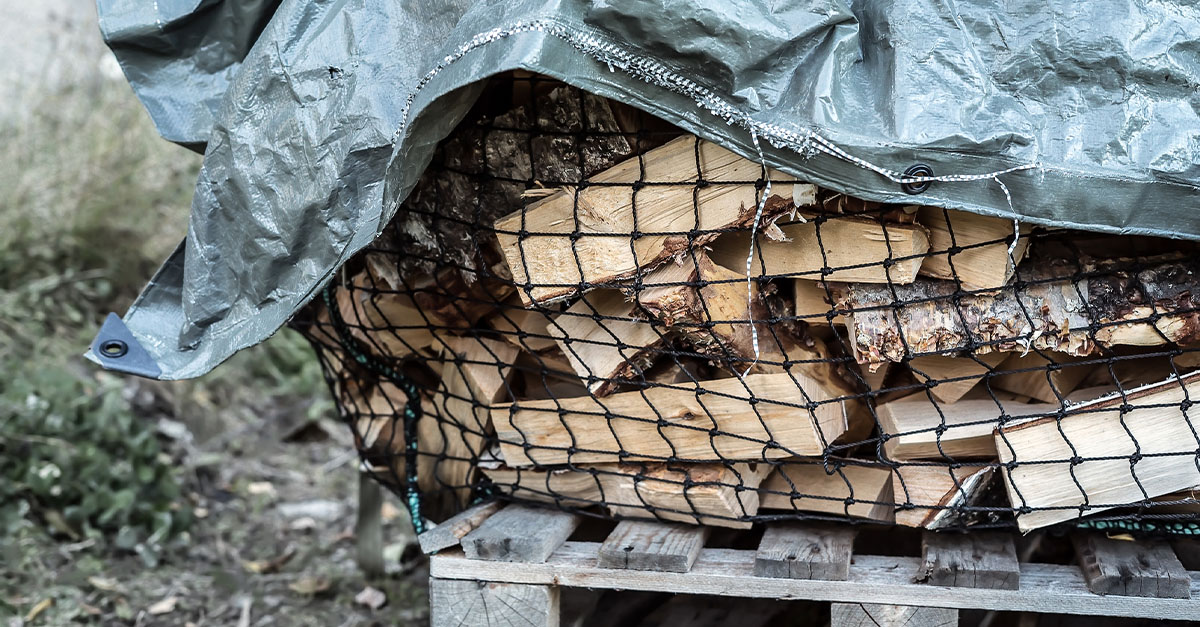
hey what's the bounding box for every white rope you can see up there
[739,130,771,378]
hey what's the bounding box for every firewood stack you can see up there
[299,73,1200,532]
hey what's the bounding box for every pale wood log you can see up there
[917,532,1020,590]
[462,504,581,563]
[830,603,957,627]
[488,294,559,352]
[892,465,992,529]
[495,135,813,304]
[429,578,560,627]
[990,351,1092,404]
[478,447,605,508]
[759,462,895,522]
[917,206,1030,290]
[494,371,846,466]
[1072,534,1190,599]
[855,361,891,391]
[795,279,845,325]
[419,501,503,554]
[601,462,769,529]
[839,257,1200,366]
[633,251,756,362]
[997,372,1200,531]
[754,525,856,580]
[597,520,709,573]
[877,391,1061,461]
[908,352,1007,404]
[548,289,667,396]
[399,80,633,285]
[709,214,929,284]
[338,271,437,359]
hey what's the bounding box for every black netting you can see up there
[293,73,1200,535]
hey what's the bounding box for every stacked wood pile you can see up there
[304,75,1200,532]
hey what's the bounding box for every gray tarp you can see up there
[89,0,1200,380]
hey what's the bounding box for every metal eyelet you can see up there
[902,164,933,195]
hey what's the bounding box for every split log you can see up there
[493,371,847,467]
[990,351,1092,404]
[394,82,634,282]
[892,465,994,529]
[633,251,755,361]
[354,337,516,518]
[512,349,590,401]
[794,279,844,326]
[879,386,1114,461]
[908,352,1007,404]
[759,462,894,522]
[548,290,668,397]
[709,214,929,284]
[478,449,605,508]
[997,372,1200,531]
[494,135,813,305]
[601,462,770,529]
[878,392,1044,461]
[337,271,437,359]
[837,257,1200,366]
[488,294,559,352]
[916,206,1030,290]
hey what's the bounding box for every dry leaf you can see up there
[288,516,318,532]
[242,546,296,574]
[25,598,53,622]
[379,502,402,523]
[288,577,331,596]
[354,586,387,610]
[147,597,178,615]
[246,481,276,496]
[87,576,121,592]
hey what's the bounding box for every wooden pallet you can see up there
[420,503,1200,626]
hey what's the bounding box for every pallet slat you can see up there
[461,505,581,563]
[430,542,1200,621]
[597,521,709,573]
[754,525,854,581]
[918,531,1020,590]
[419,501,503,555]
[1072,533,1191,599]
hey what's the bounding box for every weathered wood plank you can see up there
[830,602,957,627]
[419,501,503,555]
[430,578,560,627]
[1072,534,1191,599]
[597,521,709,573]
[754,524,855,580]
[461,504,581,563]
[917,532,1020,590]
[430,543,1200,620]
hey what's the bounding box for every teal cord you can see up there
[1075,518,1200,536]
[321,284,427,534]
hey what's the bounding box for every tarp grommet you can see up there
[901,164,933,195]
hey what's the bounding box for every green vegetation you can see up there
[0,75,327,563]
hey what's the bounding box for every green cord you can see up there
[321,284,427,535]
